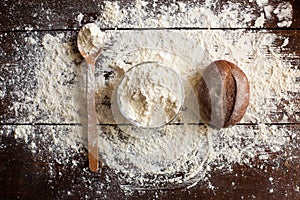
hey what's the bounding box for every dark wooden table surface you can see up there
[0,0,299,199]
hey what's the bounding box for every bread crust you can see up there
[197,60,250,128]
[225,61,250,127]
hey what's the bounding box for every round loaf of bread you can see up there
[196,60,250,128]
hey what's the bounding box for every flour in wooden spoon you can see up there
[77,23,105,56]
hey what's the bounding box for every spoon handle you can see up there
[86,59,99,172]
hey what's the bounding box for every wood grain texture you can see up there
[0,30,299,124]
[0,124,299,199]
[0,0,299,199]
[0,0,299,30]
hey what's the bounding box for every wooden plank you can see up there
[0,124,299,199]
[0,30,299,124]
[0,0,299,31]
[0,0,299,199]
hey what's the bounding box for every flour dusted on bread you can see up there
[197,60,250,128]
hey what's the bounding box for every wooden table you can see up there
[0,0,299,199]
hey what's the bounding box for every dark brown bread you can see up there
[226,61,250,127]
[196,60,250,128]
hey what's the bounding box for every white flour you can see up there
[116,62,183,128]
[1,0,298,196]
[10,28,299,191]
[98,0,293,28]
[256,0,269,7]
[75,13,84,25]
[77,23,105,56]
[273,2,293,27]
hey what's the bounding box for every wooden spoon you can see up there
[77,23,105,172]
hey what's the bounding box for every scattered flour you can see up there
[75,13,84,24]
[281,38,289,48]
[254,13,266,28]
[1,0,298,195]
[9,28,299,190]
[256,0,269,7]
[264,5,274,19]
[97,0,293,28]
[273,2,293,27]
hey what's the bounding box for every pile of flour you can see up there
[9,28,299,191]
[116,62,183,128]
[1,0,298,195]
[77,23,105,56]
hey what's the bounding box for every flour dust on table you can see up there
[4,27,298,192]
[0,0,298,195]
[96,0,293,28]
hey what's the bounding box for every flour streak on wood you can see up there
[0,0,299,199]
[0,30,299,125]
[0,0,299,31]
